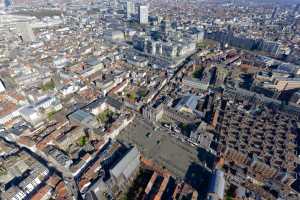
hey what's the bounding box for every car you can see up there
[163,123,171,129]
[146,132,151,138]
[174,128,181,134]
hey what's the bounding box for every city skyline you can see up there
[0,1,299,200]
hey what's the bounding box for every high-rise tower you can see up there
[126,1,135,19]
[4,0,12,8]
[138,4,148,24]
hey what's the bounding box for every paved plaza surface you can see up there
[118,116,213,179]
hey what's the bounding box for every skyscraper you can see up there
[16,22,36,42]
[138,4,148,24]
[294,3,300,15]
[126,1,135,19]
[4,0,12,8]
[0,0,5,9]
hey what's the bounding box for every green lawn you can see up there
[47,109,61,119]
[97,109,114,123]
[41,79,55,91]
[192,67,204,79]
[78,136,87,146]
[127,91,137,101]
[197,41,207,49]
[0,168,7,176]
[197,39,218,49]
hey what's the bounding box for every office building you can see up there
[160,20,171,34]
[4,0,12,8]
[16,22,36,42]
[138,4,148,24]
[293,3,300,15]
[126,1,135,19]
[207,170,225,200]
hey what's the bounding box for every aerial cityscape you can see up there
[0,0,299,200]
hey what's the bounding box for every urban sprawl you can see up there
[0,0,300,200]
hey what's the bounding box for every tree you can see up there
[41,79,55,91]
[78,136,87,146]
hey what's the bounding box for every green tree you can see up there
[78,136,87,146]
[41,79,55,91]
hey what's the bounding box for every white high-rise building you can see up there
[0,79,6,93]
[0,0,5,9]
[138,4,148,24]
[16,22,36,42]
[126,1,135,19]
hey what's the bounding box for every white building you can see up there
[60,84,79,96]
[19,106,43,125]
[53,57,69,68]
[34,96,57,110]
[15,22,36,42]
[126,1,135,19]
[0,79,6,93]
[138,4,148,24]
